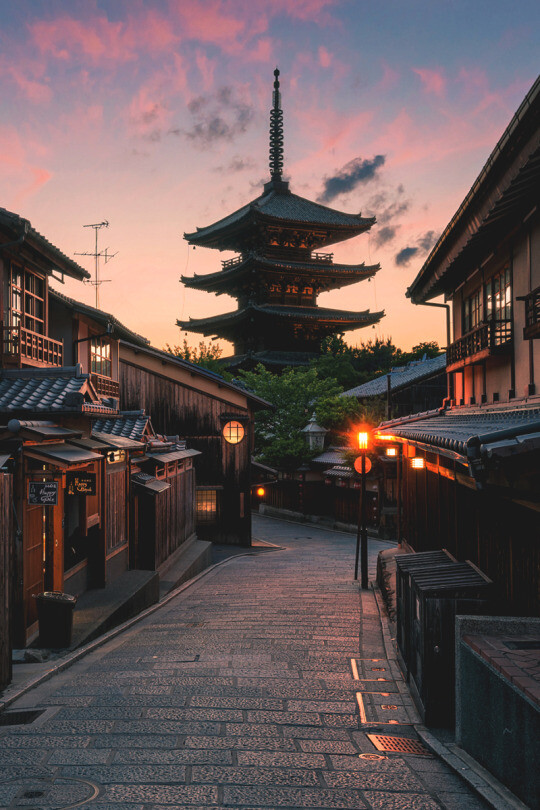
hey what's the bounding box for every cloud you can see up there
[395,246,418,266]
[214,156,256,174]
[395,230,440,267]
[413,67,446,97]
[373,225,398,248]
[181,87,254,147]
[318,46,332,68]
[318,155,385,203]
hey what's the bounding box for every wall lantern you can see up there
[223,421,245,444]
[410,456,425,470]
[256,486,265,497]
[385,447,398,457]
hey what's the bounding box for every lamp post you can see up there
[354,430,370,589]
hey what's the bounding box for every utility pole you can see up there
[75,221,117,309]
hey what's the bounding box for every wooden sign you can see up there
[354,456,372,475]
[66,472,97,496]
[28,481,58,506]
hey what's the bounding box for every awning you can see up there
[146,448,201,463]
[70,436,117,451]
[132,472,170,494]
[92,431,145,450]
[4,420,83,440]
[25,442,103,467]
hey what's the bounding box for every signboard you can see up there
[354,456,372,475]
[66,471,97,496]
[28,481,59,506]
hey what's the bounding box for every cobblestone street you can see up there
[0,515,490,809]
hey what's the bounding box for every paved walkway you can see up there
[0,516,490,809]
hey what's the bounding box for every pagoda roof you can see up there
[178,303,384,338]
[184,185,375,251]
[225,350,319,369]
[182,254,379,293]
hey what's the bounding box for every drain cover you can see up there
[3,776,99,808]
[367,734,432,756]
[359,753,387,761]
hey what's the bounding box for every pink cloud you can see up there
[318,46,332,68]
[377,62,400,92]
[413,67,446,97]
[195,50,216,91]
[0,127,51,206]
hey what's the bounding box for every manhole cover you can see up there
[2,777,99,808]
[367,734,432,756]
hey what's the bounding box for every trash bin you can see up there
[35,591,77,648]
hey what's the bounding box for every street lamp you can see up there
[354,427,371,589]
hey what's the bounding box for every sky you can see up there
[1,0,539,356]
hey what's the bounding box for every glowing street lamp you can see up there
[354,427,371,589]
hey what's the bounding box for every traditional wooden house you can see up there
[375,76,540,616]
[180,70,383,370]
[119,341,272,546]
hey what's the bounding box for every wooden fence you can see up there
[259,480,378,527]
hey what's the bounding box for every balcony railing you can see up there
[2,324,63,367]
[312,252,334,263]
[221,256,243,269]
[90,372,120,399]
[518,287,540,339]
[447,320,512,367]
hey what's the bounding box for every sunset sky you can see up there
[2,0,539,356]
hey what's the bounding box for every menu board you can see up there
[28,481,59,505]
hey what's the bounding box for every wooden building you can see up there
[180,70,383,370]
[119,341,271,546]
[375,77,540,616]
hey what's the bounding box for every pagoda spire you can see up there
[269,68,284,181]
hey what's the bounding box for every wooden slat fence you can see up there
[0,473,14,691]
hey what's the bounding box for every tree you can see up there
[164,339,228,376]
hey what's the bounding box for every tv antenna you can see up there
[75,220,117,309]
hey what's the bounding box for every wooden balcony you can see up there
[2,324,63,368]
[518,287,540,339]
[447,320,512,371]
[90,372,120,399]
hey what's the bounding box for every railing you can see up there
[518,287,540,339]
[2,324,63,367]
[312,252,334,263]
[90,372,120,398]
[221,256,243,269]
[447,319,512,366]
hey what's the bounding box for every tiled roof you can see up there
[311,447,347,466]
[343,354,447,398]
[50,289,149,346]
[184,188,374,246]
[0,208,89,280]
[179,303,384,331]
[377,404,540,458]
[0,367,89,413]
[92,410,151,442]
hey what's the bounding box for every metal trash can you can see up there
[35,591,77,648]
[395,550,456,678]
[408,561,492,727]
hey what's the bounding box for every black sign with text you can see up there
[28,481,59,506]
[66,472,97,496]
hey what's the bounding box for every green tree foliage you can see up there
[164,339,228,376]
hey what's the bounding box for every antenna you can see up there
[75,220,117,309]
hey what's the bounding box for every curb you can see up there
[0,543,283,713]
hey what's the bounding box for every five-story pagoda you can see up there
[180,69,384,370]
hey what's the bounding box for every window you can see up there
[463,289,482,334]
[486,267,512,345]
[196,488,219,523]
[10,264,45,334]
[90,337,112,377]
[223,421,245,444]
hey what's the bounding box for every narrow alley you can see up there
[1,516,490,809]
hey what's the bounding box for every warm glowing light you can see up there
[223,421,245,444]
[256,487,265,497]
[386,447,398,457]
[377,434,397,441]
[358,431,369,451]
[411,457,425,469]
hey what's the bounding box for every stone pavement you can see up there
[0,515,491,809]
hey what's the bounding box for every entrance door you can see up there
[23,482,64,641]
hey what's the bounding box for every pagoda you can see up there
[180,69,384,370]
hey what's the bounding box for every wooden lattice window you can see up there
[196,488,220,523]
[10,263,46,334]
[90,337,112,377]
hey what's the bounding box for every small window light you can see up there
[386,447,398,457]
[411,457,425,469]
[223,420,245,444]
